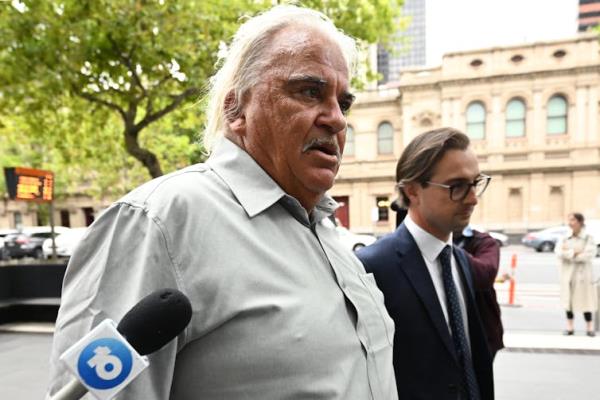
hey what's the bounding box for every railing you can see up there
[0,261,67,323]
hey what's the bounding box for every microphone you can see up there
[50,289,192,400]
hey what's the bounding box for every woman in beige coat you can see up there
[556,212,598,336]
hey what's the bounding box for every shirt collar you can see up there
[404,214,453,263]
[207,137,337,222]
[569,228,586,239]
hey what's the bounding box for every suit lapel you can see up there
[394,225,458,361]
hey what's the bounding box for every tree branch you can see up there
[136,87,200,131]
[77,91,126,120]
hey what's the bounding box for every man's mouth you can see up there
[302,138,341,161]
[459,209,474,217]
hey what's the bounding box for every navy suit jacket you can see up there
[357,224,494,400]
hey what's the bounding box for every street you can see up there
[1,245,600,399]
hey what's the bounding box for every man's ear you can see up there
[224,90,246,136]
[403,182,421,206]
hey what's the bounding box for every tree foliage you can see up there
[0,0,402,196]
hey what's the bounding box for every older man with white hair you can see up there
[47,5,397,400]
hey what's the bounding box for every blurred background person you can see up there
[454,226,504,359]
[555,212,597,337]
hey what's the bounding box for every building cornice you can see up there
[398,65,600,93]
[481,163,600,176]
[336,162,600,183]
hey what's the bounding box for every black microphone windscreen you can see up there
[117,288,192,355]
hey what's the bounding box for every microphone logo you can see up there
[59,319,149,399]
[77,338,133,389]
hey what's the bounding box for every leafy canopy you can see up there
[0,0,403,196]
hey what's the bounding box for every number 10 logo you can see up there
[77,338,133,390]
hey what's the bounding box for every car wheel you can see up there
[539,241,554,252]
[596,245,600,258]
[353,243,365,252]
[33,248,44,259]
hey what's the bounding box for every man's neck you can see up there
[407,209,450,242]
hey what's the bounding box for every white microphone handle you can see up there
[49,378,88,400]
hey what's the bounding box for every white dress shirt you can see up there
[404,215,472,350]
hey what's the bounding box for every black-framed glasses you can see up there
[425,174,491,202]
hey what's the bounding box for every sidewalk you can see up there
[504,331,600,352]
[496,282,600,352]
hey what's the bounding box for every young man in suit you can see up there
[357,127,494,400]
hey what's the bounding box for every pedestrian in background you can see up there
[556,212,597,337]
[454,226,504,358]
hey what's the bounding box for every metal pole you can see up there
[49,201,57,260]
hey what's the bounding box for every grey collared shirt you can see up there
[47,138,397,400]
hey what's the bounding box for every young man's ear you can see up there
[403,182,421,206]
[224,90,246,135]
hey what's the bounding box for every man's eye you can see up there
[301,87,321,98]
[339,100,352,114]
[451,182,470,192]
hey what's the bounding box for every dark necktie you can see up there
[439,245,481,400]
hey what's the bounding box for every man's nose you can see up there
[464,185,479,205]
[316,98,347,134]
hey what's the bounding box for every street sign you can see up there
[4,167,54,202]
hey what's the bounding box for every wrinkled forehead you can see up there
[265,25,349,78]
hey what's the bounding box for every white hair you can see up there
[202,4,358,152]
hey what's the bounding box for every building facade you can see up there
[0,196,112,230]
[332,33,600,236]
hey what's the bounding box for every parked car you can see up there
[521,226,570,253]
[335,226,377,251]
[470,225,508,247]
[42,227,87,259]
[322,217,377,252]
[0,229,18,260]
[3,226,70,259]
[583,219,600,257]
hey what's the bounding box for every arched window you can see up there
[547,95,567,135]
[377,122,394,154]
[466,101,486,139]
[345,125,355,156]
[505,98,526,137]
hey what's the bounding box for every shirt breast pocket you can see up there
[354,272,395,351]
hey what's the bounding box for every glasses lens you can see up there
[474,176,490,196]
[450,183,470,201]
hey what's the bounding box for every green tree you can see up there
[0,0,402,180]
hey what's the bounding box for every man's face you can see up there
[227,26,354,211]
[407,148,480,241]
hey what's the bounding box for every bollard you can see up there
[508,277,516,305]
[507,253,519,307]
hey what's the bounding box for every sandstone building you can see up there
[331,33,600,236]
